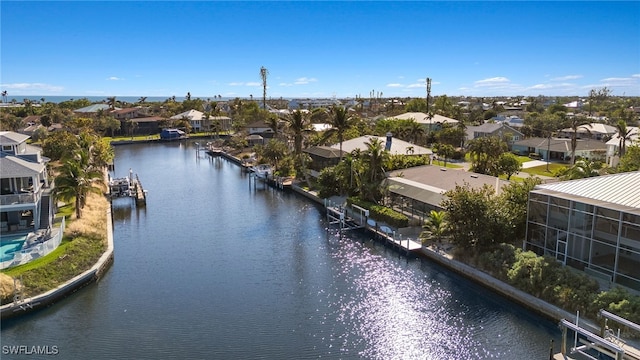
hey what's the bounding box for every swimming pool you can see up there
[0,234,26,263]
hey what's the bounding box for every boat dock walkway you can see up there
[108,169,146,206]
[325,200,422,255]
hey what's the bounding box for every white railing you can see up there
[0,192,36,206]
[0,218,65,270]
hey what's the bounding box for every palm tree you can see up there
[405,120,425,144]
[360,137,389,202]
[1,90,7,103]
[260,66,269,110]
[567,117,591,165]
[138,96,147,105]
[615,119,633,158]
[323,106,355,160]
[562,159,602,180]
[53,148,104,219]
[286,110,309,156]
[107,96,117,110]
[420,210,448,245]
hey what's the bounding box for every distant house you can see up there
[73,104,113,115]
[511,137,607,162]
[245,120,274,137]
[558,123,617,141]
[111,107,141,121]
[466,122,524,145]
[131,116,163,135]
[330,134,433,156]
[391,112,459,132]
[170,110,206,131]
[563,100,583,109]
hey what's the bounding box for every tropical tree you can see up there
[420,210,448,245]
[618,145,640,172]
[566,116,591,165]
[436,143,455,167]
[441,184,502,250]
[1,90,7,103]
[53,146,104,219]
[615,119,634,158]
[403,120,425,144]
[285,110,309,156]
[561,159,603,180]
[467,136,507,175]
[496,152,522,180]
[260,66,269,110]
[361,138,389,201]
[138,96,147,105]
[323,106,356,160]
[260,139,289,172]
[106,96,117,110]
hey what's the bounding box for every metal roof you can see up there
[386,177,446,207]
[534,171,640,209]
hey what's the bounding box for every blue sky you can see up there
[1,1,639,99]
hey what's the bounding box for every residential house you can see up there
[111,107,141,121]
[73,104,113,115]
[465,122,524,145]
[385,166,509,223]
[171,109,206,132]
[391,112,459,133]
[330,134,433,156]
[1,131,61,269]
[606,126,640,167]
[511,137,607,162]
[245,120,275,136]
[558,123,617,141]
[1,131,52,231]
[524,172,640,291]
[303,146,346,178]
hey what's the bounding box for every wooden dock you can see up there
[325,202,422,255]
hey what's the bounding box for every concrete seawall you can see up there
[290,183,595,329]
[1,207,115,320]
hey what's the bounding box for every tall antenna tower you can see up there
[425,77,432,117]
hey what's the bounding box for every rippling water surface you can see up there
[1,141,559,359]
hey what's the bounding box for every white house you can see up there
[558,123,617,141]
[171,109,206,131]
[606,126,639,167]
[331,134,432,156]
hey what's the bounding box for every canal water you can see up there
[1,141,560,359]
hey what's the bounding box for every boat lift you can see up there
[556,310,640,360]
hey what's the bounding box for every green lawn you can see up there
[520,163,566,177]
[431,160,463,169]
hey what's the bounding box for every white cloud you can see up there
[228,82,244,86]
[474,77,510,86]
[279,82,293,87]
[407,83,424,88]
[386,83,403,88]
[107,76,123,81]
[632,74,640,78]
[0,82,64,92]
[294,77,317,85]
[551,75,583,81]
[245,82,261,87]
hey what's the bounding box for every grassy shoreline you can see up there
[1,193,109,303]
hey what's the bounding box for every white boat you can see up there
[252,164,273,179]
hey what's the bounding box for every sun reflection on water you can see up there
[322,236,501,359]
